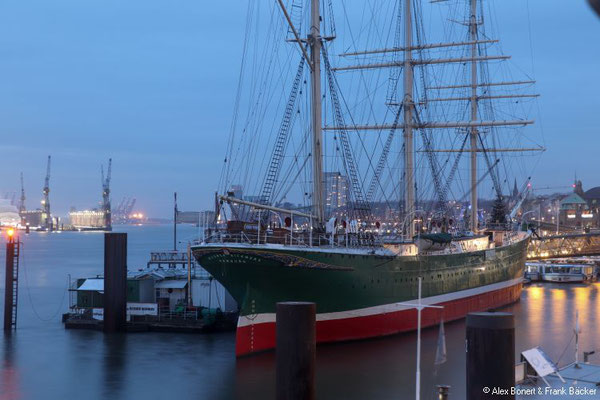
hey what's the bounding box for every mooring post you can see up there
[276,302,316,400]
[437,385,450,400]
[103,233,127,333]
[466,312,515,400]
[3,232,16,331]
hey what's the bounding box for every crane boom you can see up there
[509,178,532,221]
[19,172,26,214]
[102,158,112,230]
[42,156,52,231]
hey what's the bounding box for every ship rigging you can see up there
[215,0,544,239]
[195,0,544,356]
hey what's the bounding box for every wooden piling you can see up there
[466,312,515,400]
[103,233,127,333]
[437,385,450,400]
[3,239,16,331]
[276,302,316,400]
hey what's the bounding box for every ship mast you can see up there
[315,0,541,234]
[404,0,416,238]
[310,0,324,223]
[469,0,479,232]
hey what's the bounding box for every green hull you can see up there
[193,234,528,316]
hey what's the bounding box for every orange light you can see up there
[7,228,15,237]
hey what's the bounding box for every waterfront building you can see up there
[0,199,20,225]
[20,209,44,227]
[559,192,594,229]
[69,209,108,229]
[324,172,349,216]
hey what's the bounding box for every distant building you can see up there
[583,186,600,229]
[574,180,585,198]
[69,210,108,229]
[511,179,519,201]
[324,172,349,216]
[21,209,45,227]
[176,211,200,225]
[229,184,244,199]
[559,192,594,229]
[0,199,20,226]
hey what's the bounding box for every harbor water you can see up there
[1,225,599,399]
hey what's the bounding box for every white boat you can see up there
[524,263,541,281]
[526,262,596,283]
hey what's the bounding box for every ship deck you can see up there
[194,230,529,257]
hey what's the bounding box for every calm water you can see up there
[1,225,599,400]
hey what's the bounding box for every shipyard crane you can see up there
[125,198,136,220]
[42,156,52,231]
[18,172,26,216]
[529,185,573,192]
[509,178,532,221]
[101,158,112,230]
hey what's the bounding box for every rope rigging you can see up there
[322,44,372,221]
[366,104,402,203]
[257,57,306,210]
[412,107,447,214]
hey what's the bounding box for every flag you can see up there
[434,319,447,366]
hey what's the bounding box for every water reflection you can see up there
[523,284,545,344]
[1,334,20,400]
[102,334,128,400]
[3,227,600,399]
[235,283,600,399]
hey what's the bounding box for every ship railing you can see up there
[200,228,385,249]
[157,306,198,321]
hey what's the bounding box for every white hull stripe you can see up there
[237,277,523,328]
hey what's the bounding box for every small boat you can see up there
[526,262,596,283]
[524,263,541,282]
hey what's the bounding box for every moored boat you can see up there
[194,231,528,355]
[526,262,596,283]
[192,0,541,356]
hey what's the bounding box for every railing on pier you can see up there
[147,250,200,269]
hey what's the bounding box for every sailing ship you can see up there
[192,0,543,356]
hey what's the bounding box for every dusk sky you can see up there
[1,0,598,218]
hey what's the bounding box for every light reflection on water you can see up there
[1,226,599,399]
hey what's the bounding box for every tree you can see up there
[490,195,507,225]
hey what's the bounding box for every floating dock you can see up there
[516,362,600,399]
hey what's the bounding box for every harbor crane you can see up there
[18,173,26,225]
[101,158,112,230]
[42,156,52,231]
[509,178,532,222]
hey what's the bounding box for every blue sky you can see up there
[0,0,598,217]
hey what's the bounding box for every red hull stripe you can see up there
[237,277,523,327]
[235,281,522,356]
